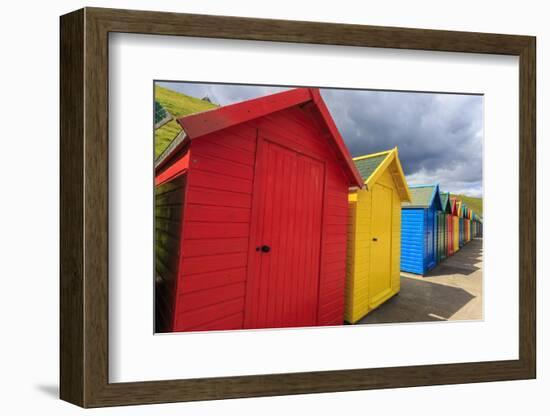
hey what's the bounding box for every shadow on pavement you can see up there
[425,239,483,277]
[358,276,476,324]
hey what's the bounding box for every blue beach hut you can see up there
[401,184,442,275]
[457,201,465,248]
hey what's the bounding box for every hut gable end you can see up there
[155,88,359,332]
[345,149,411,323]
[400,184,440,274]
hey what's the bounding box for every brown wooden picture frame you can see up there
[60,7,536,408]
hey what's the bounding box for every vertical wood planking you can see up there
[155,176,186,332]
[318,163,348,325]
[246,140,325,329]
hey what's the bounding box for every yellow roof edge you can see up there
[364,149,412,202]
[353,148,394,161]
[393,151,412,202]
[364,149,394,188]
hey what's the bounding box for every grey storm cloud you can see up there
[157,82,483,197]
[321,89,483,196]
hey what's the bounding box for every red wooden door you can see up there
[244,138,325,329]
[447,214,453,255]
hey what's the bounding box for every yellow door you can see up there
[453,217,459,251]
[369,184,393,304]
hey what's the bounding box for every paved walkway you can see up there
[358,238,483,324]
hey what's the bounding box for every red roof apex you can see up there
[177,87,363,187]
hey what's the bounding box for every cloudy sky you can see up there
[157,82,483,197]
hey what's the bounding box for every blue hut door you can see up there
[426,209,435,270]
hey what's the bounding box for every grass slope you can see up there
[154,85,217,158]
[451,194,483,217]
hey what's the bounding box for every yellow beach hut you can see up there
[345,148,411,323]
[451,197,460,253]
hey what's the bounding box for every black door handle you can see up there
[256,245,271,253]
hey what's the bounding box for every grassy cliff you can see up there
[154,85,217,158]
[451,194,483,217]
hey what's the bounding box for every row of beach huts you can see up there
[154,87,483,332]
[346,156,483,323]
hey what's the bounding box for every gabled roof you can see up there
[449,197,457,215]
[163,87,363,187]
[402,184,442,210]
[353,148,411,202]
[455,200,463,217]
[439,192,452,214]
[354,153,387,182]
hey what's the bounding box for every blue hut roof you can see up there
[439,192,452,214]
[402,184,442,210]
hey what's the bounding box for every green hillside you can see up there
[154,85,217,158]
[451,194,483,217]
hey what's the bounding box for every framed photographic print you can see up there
[60,7,536,408]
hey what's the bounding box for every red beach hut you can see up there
[448,197,457,256]
[155,88,363,332]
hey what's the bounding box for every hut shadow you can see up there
[426,240,483,277]
[358,277,476,325]
[424,261,480,277]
